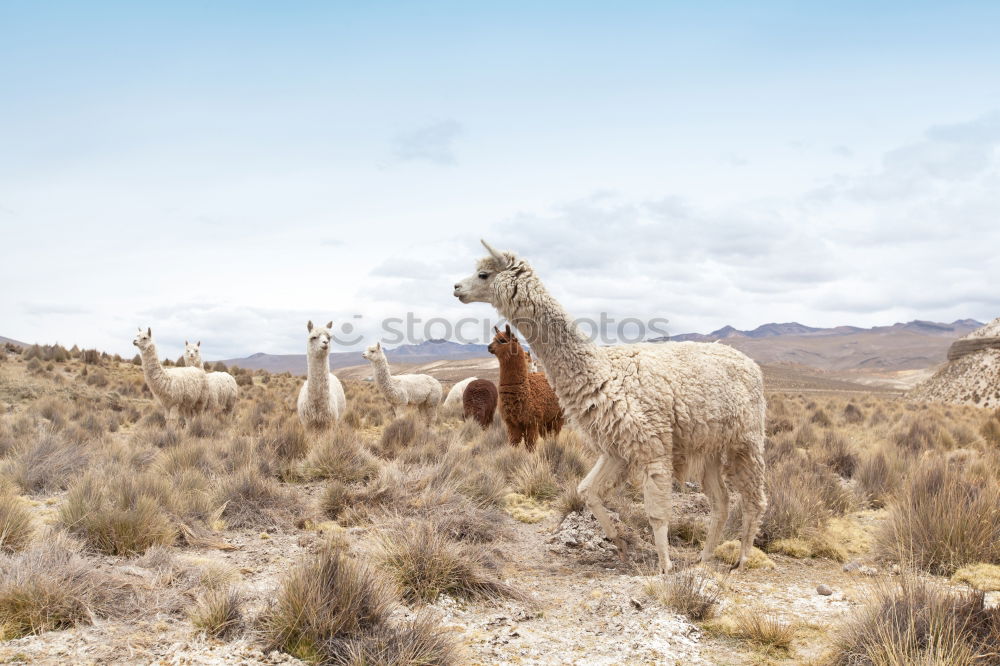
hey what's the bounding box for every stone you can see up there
[817,584,833,596]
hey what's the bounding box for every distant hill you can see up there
[658,319,985,372]
[0,336,28,348]
[220,339,491,376]
[664,319,981,342]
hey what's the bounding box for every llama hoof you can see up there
[729,557,746,572]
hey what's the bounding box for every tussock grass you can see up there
[556,482,586,519]
[876,457,1000,575]
[0,492,35,553]
[855,443,908,508]
[951,563,1000,592]
[827,578,1000,665]
[261,544,459,664]
[189,587,242,638]
[215,466,297,529]
[511,455,560,501]
[727,609,795,649]
[377,518,522,604]
[0,534,132,639]
[3,427,88,494]
[300,427,378,483]
[59,472,177,555]
[713,540,775,569]
[644,569,721,620]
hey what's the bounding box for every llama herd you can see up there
[133,241,768,574]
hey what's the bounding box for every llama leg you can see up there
[699,456,729,563]
[577,454,626,559]
[728,442,767,570]
[641,457,674,574]
[525,423,539,452]
[508,423,523,446]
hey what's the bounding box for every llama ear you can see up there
[307,320,314,332]
[147,327,152,337]
[185,340,188,346]
[504,324,512,336]
[197,341,201,347]
[481,239,510,268]
[376,341,381,350]
[493,326,501,335]
[325,321,333,329]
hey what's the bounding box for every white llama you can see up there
[133,327,209,425]
[362,342,442,423]
[454,241,767,573]
[183,340,238,412]
[296,321,347,428]
[442,376,478,415]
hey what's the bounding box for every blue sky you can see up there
[2,2,1000,358]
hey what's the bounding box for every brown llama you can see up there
[462,378,498,429]
[488,325,563,450]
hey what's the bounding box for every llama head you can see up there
[453,240,529,308]
[487,324,524,362]
[133,327,153,351]
[183,340,202,366]
[306,320,334,356]
[361,341,385,362]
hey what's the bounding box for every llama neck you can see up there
[140,344,168,391]
[370,355,401,398]
[498,351,529,387]
[188,356,204,369]
[306,351,330,399]
[496,273,604,393]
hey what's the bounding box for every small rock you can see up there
[859,565,879,576]
[817,584,834,596]
[842,560,861,572]
[630,597,643,611]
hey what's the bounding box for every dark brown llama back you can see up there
[462,379,498,429]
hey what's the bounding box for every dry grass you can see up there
[2,427,88,494]
[644,569,721,620]
[215,465,298,529]
[0,534,134,639]
[299,426,378,483]
[728,609,796,649]
[876,456,1000,575]
[826,578,1000,665]
[189,587,243,638]
[59,471,178,556]
[376,518,522,604]
[0,492,35,553]
[261,543,459,664]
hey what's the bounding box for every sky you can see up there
[2,1,1000,359]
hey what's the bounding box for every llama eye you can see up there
[478,272,488,280]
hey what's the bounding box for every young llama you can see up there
[454,241,767,573]
[462,378,498,429]
[133,327,208,425]
[296,321,347,428]
[362,342,442,423]
[488,325,562,449]
[183,341,238,412]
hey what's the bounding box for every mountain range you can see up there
[2,319,985,377]
[219,339,491,375]
[212,319,984,376]
[663,319,982,342]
